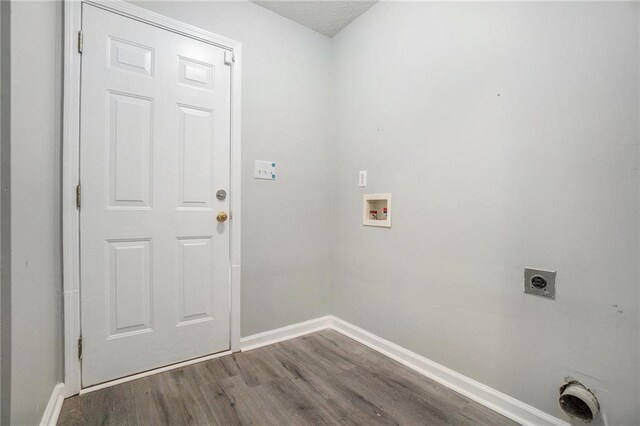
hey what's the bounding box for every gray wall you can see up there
[0,1,8,423]
[6,1,332,421]
[134,1,334,336]
[5,1,640,424]
[331,2,639,424]
[8,1,64,424]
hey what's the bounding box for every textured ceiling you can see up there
[251,1,378,37]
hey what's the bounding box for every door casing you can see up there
[62,0,242,397]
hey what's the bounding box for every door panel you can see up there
[80,4,231,386]
[178,105,214,208]
[107,239,152,338]
[107,92,152,208]
[109,37,154,76]
[177,237,214,325]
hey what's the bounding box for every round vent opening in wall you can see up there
[559,381,600,423]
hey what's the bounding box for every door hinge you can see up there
[78,336,83,360]
[78,31,83,54]
[75,183,81,209]
[224,50,234,66]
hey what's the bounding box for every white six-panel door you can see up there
[80,4,231,386]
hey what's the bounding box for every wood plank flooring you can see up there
[58,330,519,426]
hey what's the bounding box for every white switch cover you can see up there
[255,160,276,180]
[359,171,367,187]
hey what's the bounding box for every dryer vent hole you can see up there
[560,394,593,422]
[559,381,600,423]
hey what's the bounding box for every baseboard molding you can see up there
[240,315,567,425]
[329,316,569,426]
[62,315,567,426]
[40,383,65,426]
[240,315,332,352]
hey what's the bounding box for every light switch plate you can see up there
[255,160,276,180]
[359,171,367,187]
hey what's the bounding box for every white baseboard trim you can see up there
[40,383,65,426]
[240,315,332,352]
[240,315,566,425]
[63,314,567,426]
[78,316,328,396]
[329,316,569,426]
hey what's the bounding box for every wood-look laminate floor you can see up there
[58,330,519,426]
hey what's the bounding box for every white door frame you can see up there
[62,0,242,397]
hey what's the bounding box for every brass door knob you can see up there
[216,211,229,223]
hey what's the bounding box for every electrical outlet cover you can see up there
[254,160,276,180]
[524,268,556,300]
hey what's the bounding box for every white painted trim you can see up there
[80,317,330,396]
[63,0,242,397]
[67,313,568,426]
[230,265,241,352]
[40,383,65,426]
[62,0,82,398]
[79,314,331,395]
[83,0,239,50]
[240,316,332,352]
[329,316,569,426]
[239,315,566,424]
[229,42,242,353]
[79,350,232,395]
